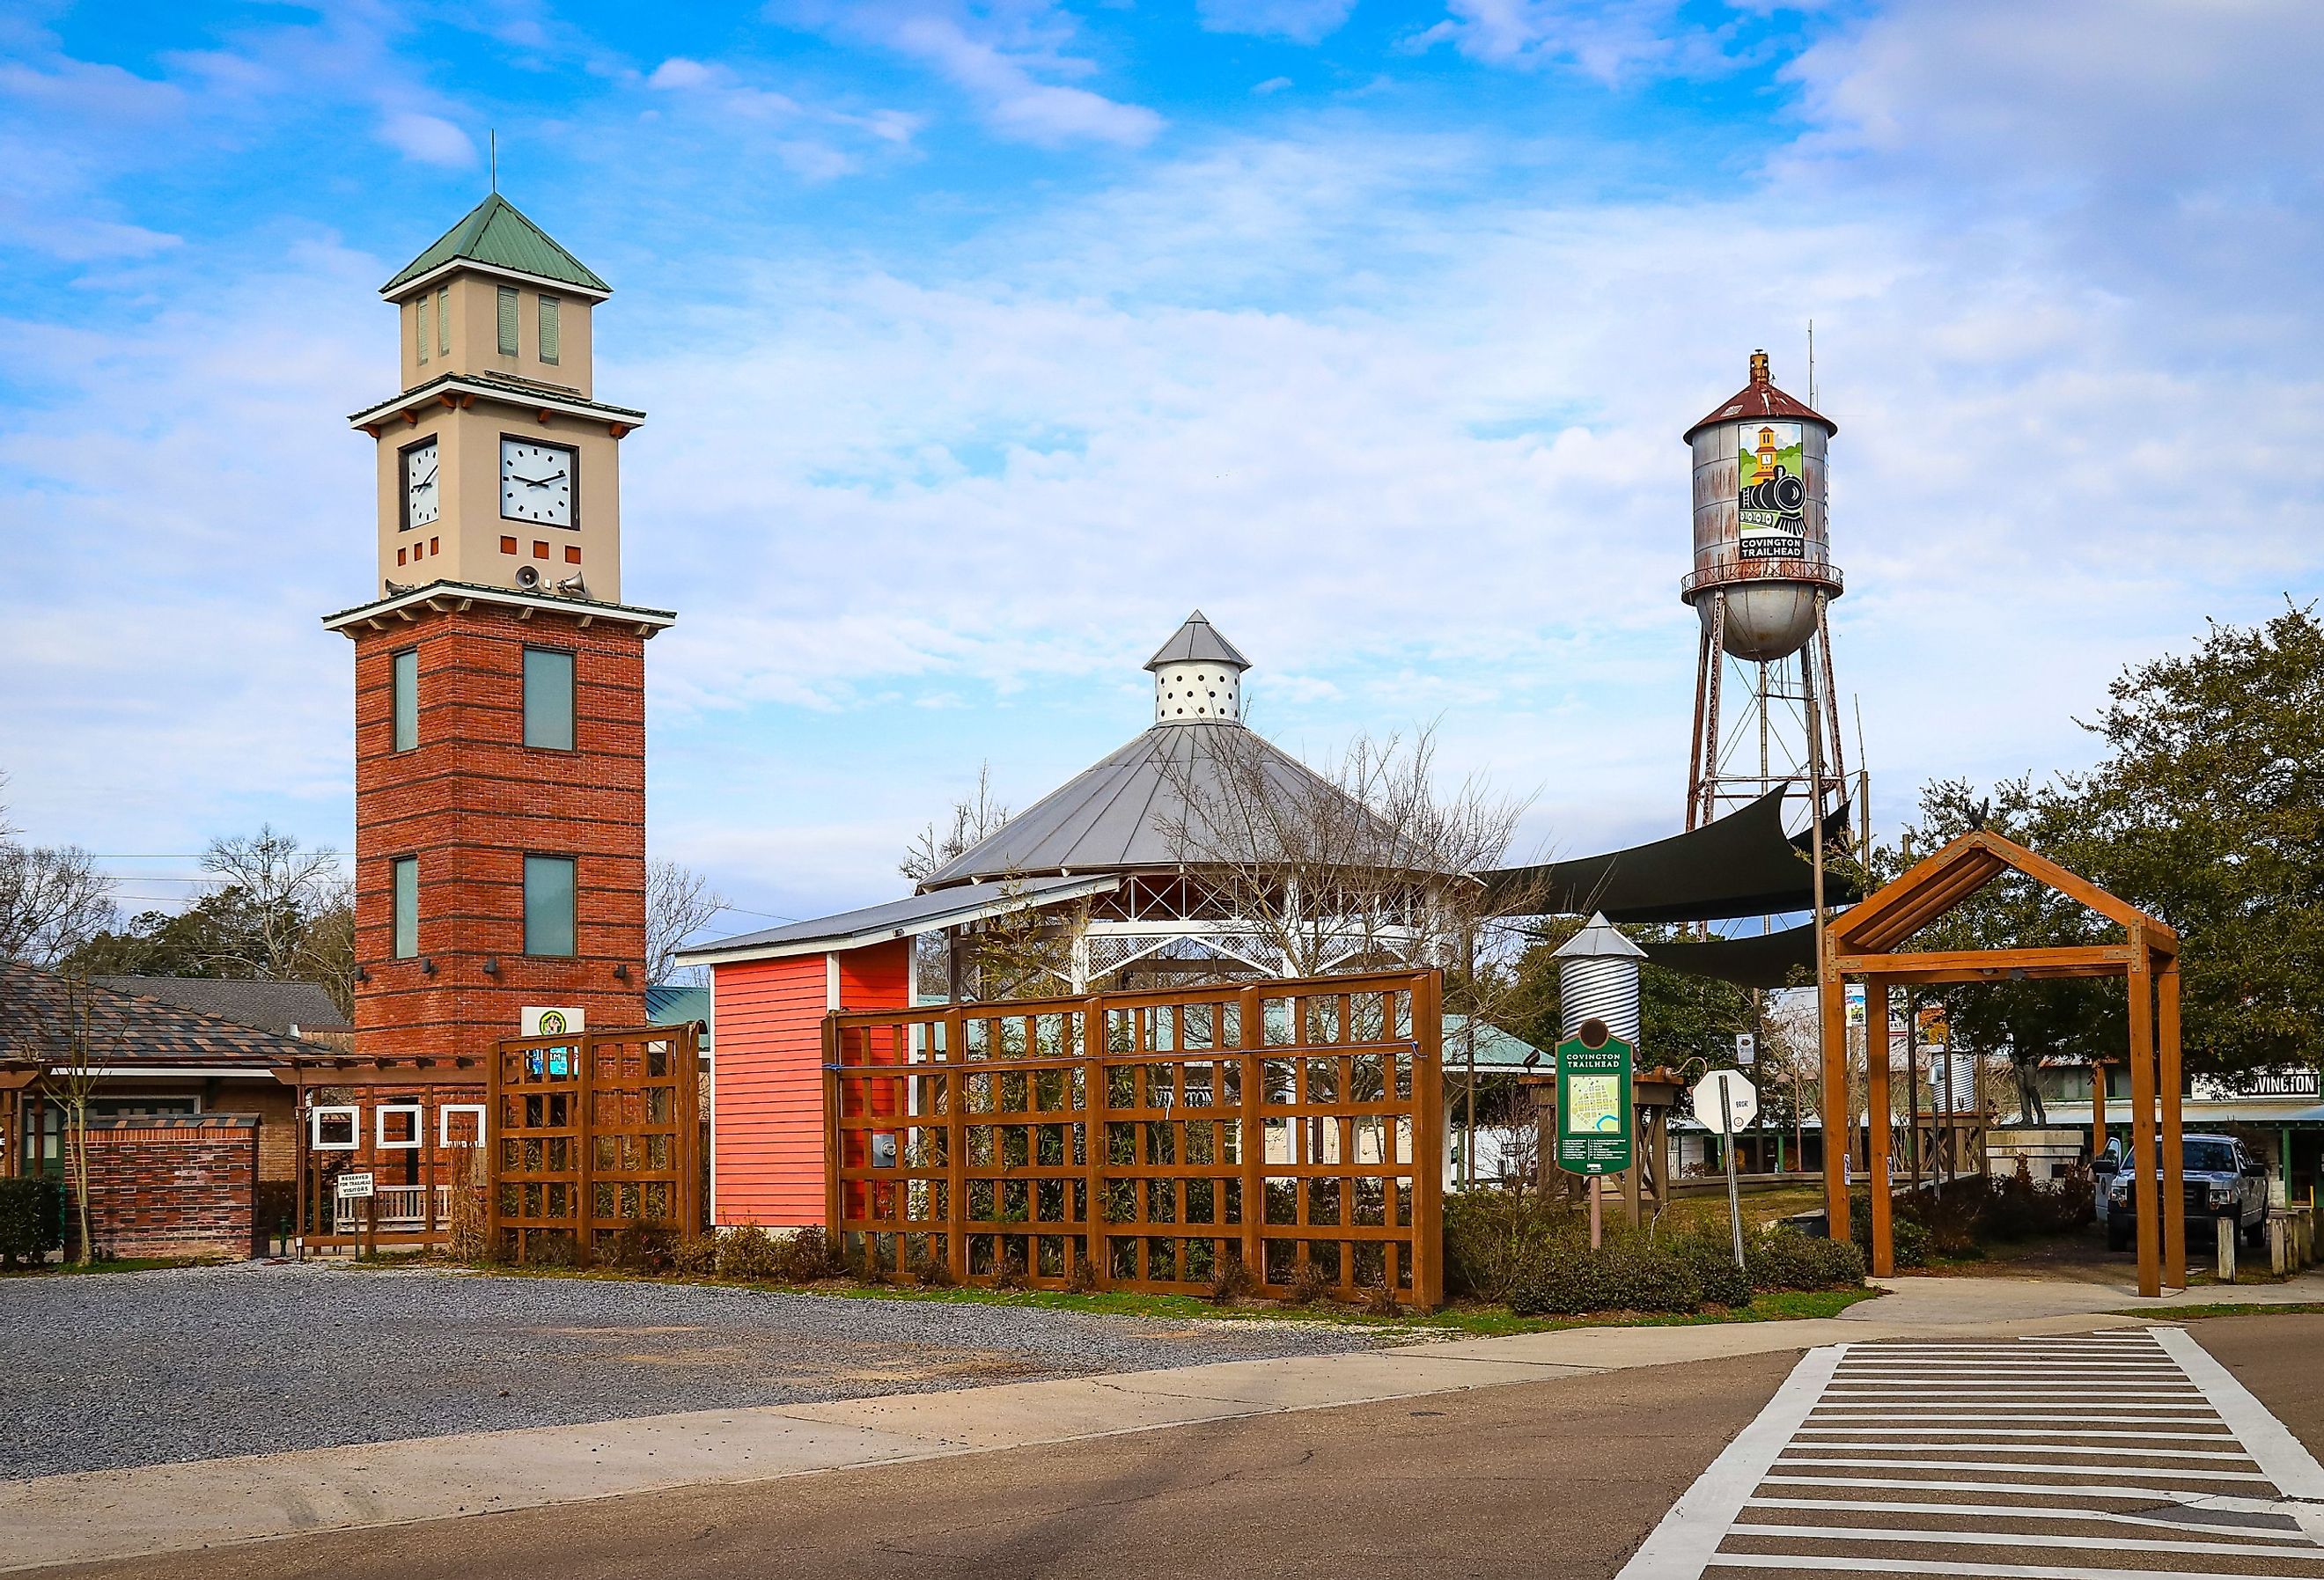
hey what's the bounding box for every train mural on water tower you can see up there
[1680,350,1851,841]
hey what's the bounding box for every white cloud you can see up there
[1408,0,1736,84]
[794,2,1163,149]
[1199,0,1357,44]
[1253,76,1295,95]
[377,110,475,165]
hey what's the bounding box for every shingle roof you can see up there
[382,194,610,295]
[1145,611,1251,672]
[0,960,315,1066]
[92,976,349,1036]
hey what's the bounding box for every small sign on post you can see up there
[1735,1033,1756,1066]
[335,1171,375,1201]
[1693,1069,1759,1269]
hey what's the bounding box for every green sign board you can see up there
[1555,1026,1634,1176]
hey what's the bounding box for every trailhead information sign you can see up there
[1555,1023,1634,1176]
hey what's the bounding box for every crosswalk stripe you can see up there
[1617,1330,2324,1580]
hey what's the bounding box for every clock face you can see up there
[403,440,440,529]
[501,437,575,527]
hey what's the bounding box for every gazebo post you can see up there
[2126,926,2161,1299]
[2159,953,2187,1290]
[1864,974,1893,1276]
[1820,954,1851,1246]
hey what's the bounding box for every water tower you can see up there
[1681,350,1850,835]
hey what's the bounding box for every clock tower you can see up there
[325,194,673,1057]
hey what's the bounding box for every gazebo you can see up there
[1822,829,2186,1296]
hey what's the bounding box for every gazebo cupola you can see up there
[1146,610,1249,724]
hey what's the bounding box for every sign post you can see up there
[336,1170,376,1260]
[1693,1069,1759,1268]
[1555,1019,1635,1249]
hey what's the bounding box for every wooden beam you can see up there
[2127,927,2161,1299]
[1831,944,2136,983]
[2159,957,2186,1290]
[401,408,420,425]
[607,422,630,438]
[1864,974,1893,1276]
[1820,945,1850,1252]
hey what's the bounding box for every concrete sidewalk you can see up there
[14,1269,2324,1574]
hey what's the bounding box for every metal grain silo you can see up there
[1555,913,1644,1048]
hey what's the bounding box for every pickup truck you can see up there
[2095,1131,2270,1252]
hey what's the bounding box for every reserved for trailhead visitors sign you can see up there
[1555,1021,1634,1176]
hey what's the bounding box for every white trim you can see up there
[346,377,642,431]
[825,952,840,1011]
[311,1105,360,1150]
[375,1102,424,1150]
[704,983,718,1226]
[384,257,610,303]
[321,580,675,635]
[1708,1560,2308,1578]
[438,1104,487,1147]
[1616,1344,1847,1580]
[676,875,1120,967]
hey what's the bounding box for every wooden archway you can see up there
[1821,830,2186,1296]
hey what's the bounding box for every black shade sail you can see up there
[1639,921,1820,988]
[1475,790,1858,924]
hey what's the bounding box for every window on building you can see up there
[437,285,450,356]
[497,285,519,356]
[523,646,575,750]
[392,856,419,959]
[392,648,418,752]
[538,295,560,364]
[525,855,577,958]
[416,297,430,363]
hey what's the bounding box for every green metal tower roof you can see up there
[381,194,610,296]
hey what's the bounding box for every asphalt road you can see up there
[47,1316,2324,1580]
[50,1348,1800,1580]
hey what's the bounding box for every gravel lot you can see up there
[2,1263,1387,1480]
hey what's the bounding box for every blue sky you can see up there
[4,1,2321,936]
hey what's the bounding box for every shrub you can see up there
[1285,1261,1332,1305]
[671,1234,719,1275]
[1510,1234,1700,1317]
[1445,1189,1570,1304]
[776,1226,841,1282]
[1746,1226,1860,1291]
[1846,1195,1931,1269]
[1066,1251,1099,1294]
[0,1178,63,1267]
[1209,1259,1254,1305]
[611,1224,677,1275]
[1364,1279,1402,1318]
[1673,1233,1754,1309]
[715,1224,783,1281]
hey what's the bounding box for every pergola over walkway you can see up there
[1821,829,2187,1296]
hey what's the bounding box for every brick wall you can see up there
[349,599,648,1057]
[68,1116,258,1260]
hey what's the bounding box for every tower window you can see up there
[538,295,560,364]
[392,856,419,959]
[524,855,577,958]
[436,285,450,356]
[497,286,519,356]
[523,646,576,751]
[416,297,430,364]
[391,648,418,752]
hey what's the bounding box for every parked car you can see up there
[2094,1132,2269,1252]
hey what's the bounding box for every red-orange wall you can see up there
[710,938,910,1229]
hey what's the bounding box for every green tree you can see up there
[2063,603,2324,1077]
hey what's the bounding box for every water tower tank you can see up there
[1681,350,1841,661]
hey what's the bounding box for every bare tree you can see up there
[1154,721,1535,981]
[201,827,344,980]
[900,763,1011,884]
[40,971,117,1265]
[0,843,116,967]
[297,873,357,1017]
[646,860,729,986]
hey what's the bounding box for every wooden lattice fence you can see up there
[489,1022,702,1265]
[826,970,1443,1308]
